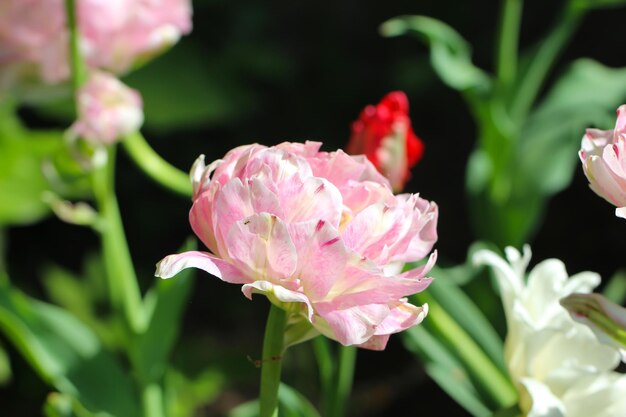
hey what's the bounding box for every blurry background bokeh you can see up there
[4,1,626,415]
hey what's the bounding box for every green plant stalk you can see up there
[416,293,517,408]
[122,132,192,197]
[312,337,334,416]
[329,345,356,417]
[496,0,523,89]
[142,382,165,417]
[91,147,145,334]
[64,0,86,98]
[259,304,288,417]
[510,4,584,122]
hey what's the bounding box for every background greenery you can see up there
[3,1,626,415]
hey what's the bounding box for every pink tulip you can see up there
[0,0,192,88]
[157,141,438,350]
[580,105,626,218]
[68,71,143,145]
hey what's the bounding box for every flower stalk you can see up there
[91,146,145,334]
[259,304,288,417]
[496,0,523,89]
[64,0,86,96]
[122,131,192,197]
[330,345,356,417]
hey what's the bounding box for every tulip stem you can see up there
[329,345,356,417]
[64,0,87,98]
[259,304,288,417]
[142,382,165,417]
[91,146,145,335]
[312,337,334,416]
[509,4,583,122]
[122,132,192,197]
[496,0,522,89]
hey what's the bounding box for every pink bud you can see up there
[69,72,143,145]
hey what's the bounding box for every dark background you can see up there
[4,1,626,415]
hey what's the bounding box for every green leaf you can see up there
[164,368,224,417]
[427,266,506,373]
[228,383,321,417]
[0,276,140,417]
[0,124,63,226]
[380,15,491,94]
[42,255,123,349]
[574,0,626,9]
[403,326,491,417]
[132,238,196,384]
[0,340,11,386]
[516,59,626,196]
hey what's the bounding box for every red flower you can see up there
[347,91,424,192]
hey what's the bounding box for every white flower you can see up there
[474,246,626,417]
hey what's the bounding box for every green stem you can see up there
[496,0,523,89]
[330,345,356,417]
[64,0,87,98]
[259,304,288,417]
[92,146,145,334]
[312,337,334,416]
[416,293,517,408]
[122,132,192,197]
[142,383,165,417]
[510,4,583,122]
[0,229,6,281]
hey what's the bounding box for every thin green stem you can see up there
[142,383,165,417]
[496,0,523,88]
[64,0,86,98]
[330,345,356,417]
[312,337,334,416]
[416,293,517,408]
[0,229,6,280]
[510,5,583,122]
[259,304,288,417]
[92,146,145,334]
[122,132,192,197]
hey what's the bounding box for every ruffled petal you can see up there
[241,280,314,320]
[155,251,249,284]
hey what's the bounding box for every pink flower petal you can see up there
[242,280,314,319]
[155,251,249,284]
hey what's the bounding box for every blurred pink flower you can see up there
[157,141,438,350]
[68,71,143,145]
[0,0,192,88]
[580,105,626,219]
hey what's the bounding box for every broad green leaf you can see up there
[42,255,123,349]
[0,276,140,416]
[228,383,321,417]
[0,125,63,225]
[132,239,196,384]
[403,325,491,417]
[427,267,506,373]
[380,16,491,94]
[516,59,626,196]
[165,368,224,417]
